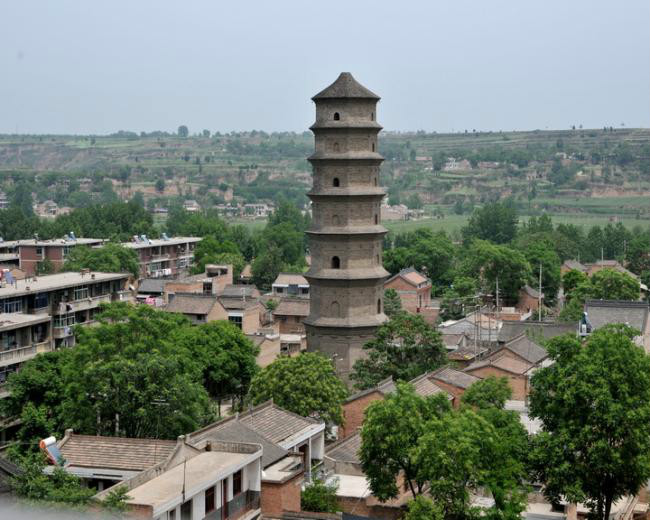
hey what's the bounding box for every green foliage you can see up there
[404,496,444,520]
[301,478,340,513]
[248,353,348,425]
[63,243,140,278]
[440,276,477,321]
[462,202,518,244]
[36,257,55,275]
[177,125,189,137]
[383,288,402,317]
[529,326,650,520]
[352,313,446,390]
[103,485,133,512]
[251,246,286,291]
[589,267,640,300]
[558,297,584,323]
[461,376,512,409]
[521,240,562,304]
[562,269,589,296]
[10,455,95,505]
[360,383,452,500]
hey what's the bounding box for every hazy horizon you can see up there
[2,0,649,135]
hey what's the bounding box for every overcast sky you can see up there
[2,1,649,135]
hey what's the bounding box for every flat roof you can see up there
[0,312,50,331]
[0,271,129,299]
[328,474,370,499]
[121,237,201,249]
[127,451,257,514]
[7,238,104,247]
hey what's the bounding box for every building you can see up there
[7,236,105,276]
[163,264,233,301]
[164,293,225,325]
[384,267,437,323]
[183,199,201,212]
[271,273,309,299]
[304,72,389,380]
[428,366,481,407]
[0,313,51,387]
[273,299,309,335]
[516,285,543,315]
[584,299,650,351]
[121,235,201,279]
[497,320,575,345]
[464,354,533,401]
[561,259,587,275]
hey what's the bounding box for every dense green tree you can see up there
[383,288,402,317]
[461,202,518,245]
[251,246,286,291]
[590,268,640,301]
[352,313,446,390]
[177,125,189,137]
[248,353,347,425]
[626,233,650,276]
[63,243,140,278]
[522,241,562,304]
[11,180,35,216]
[301,478,340,513]
[155,178,165,193]
[461,376,511,410]
[440,276,478,321]
[558,297,584,323]
[461,240,531,303]
[404,496,443,520]
[562,269,589,297]
[360,384,452,500]
[529,325,650,520]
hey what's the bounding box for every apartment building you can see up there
[0,270,131,391]
[122,235,201,279]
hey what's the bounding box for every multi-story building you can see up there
[0,270,131,394]
[271,273,309,299]
[3,236,105,276]
[304,72,389,379]
[121,235,201,279]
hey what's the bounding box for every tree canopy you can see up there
[63,243,140,278]
[248,352,348,425]
[461,201,518,245]
[529,325,650,520]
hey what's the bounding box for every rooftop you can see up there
[165,293,220,316]
[521,285,543,299]
[238,401,322,446]
[326,432,361,465]
[447,345,487,362]
[273,299,310,317]
[498,321,575,343]
[5,238,103,248]
[465,353,533,376]
[385,266,430,287]
[430,366,481,390]
[501,334,548,364]
[137,278,165,293]
[410,372,451,398]
[312,72,380,101]
[0,271,129,299]
[563,259,586,272]
[0,312,51,331]
[121,236,201,250]
[60,434,176,472]
[585,299,649,332]
[273,273,308,287]
[220,284,260,299]
[126,450,258,514]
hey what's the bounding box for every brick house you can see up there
[428,366,481,407]
[271,273,309,299]
[340,377,395,439]
[384,267,432,314]
[463,355,533,401]
[516,285,543,315]
[273,299,310,335]
[14,237,104,276]
[585,299,650,351]
[121,236,201,279]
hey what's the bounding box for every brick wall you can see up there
[261,473,302,516]
[340,390,383,439]
[384,276,431,314]
[464,366,528,400]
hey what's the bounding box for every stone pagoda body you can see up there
[304,72,389,379]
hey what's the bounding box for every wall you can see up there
[384,276,431,314]
[340,390,383,439]
[260,472,302,516]
[465,366,527,400]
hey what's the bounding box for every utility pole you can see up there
[538,264,543,322]
[495,277,500,320]
[601,247,604,262]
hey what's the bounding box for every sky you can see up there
[1,1,649,135]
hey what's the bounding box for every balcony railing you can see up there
[0,344,37,365]
[204,490,261,520]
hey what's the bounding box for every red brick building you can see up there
[13,237,104,276]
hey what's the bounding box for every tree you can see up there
[61,303,215,439]
[155,178,165,193]
[248,353,348,425]
[11,180,35,216]
[251,246,286,291]
[36,258,54,275]
[183,321,259,409]
[562,269,589,297]
[177,125,189,137]
[590,268,640,301]
[360,383,452,501]
[352,313,447,390]
[63,243,140,278]
[461,376,511,410]
[440,276,477,321]
[301,478,340,513]
[529,325,650,520]
[522,241,562,304]
[404,496,443,520]
[461,202,518,245]
[383,288,402,317]
[558,297,584,323]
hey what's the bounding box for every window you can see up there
[371,112,374,121]
[333,112,340,121]
[331,301,340,317]
[377,299,382,313]
[374,214,378,225]
[54,313,75,328]
[1,331,17,351]
[301,288,309,295]
[331,256,340,269]
[229,315,243,329]
[36,247,44,259]
[372,142,375,152]
[3,298,22,313]
[168,509,176,520]
[205,485,216,513]
[275,287,284,294]
[62,246,70,258]
[232,469,242,496]
[333,142,340,152]
[74,285,89,300]
[332,177,340,187]
[374,177,378,186]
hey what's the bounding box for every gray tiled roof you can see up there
[430,366,480,389]
[410,372,449,398]
[326,432,361,464]
[563,259,586,272]
[190,418,287,468]
[138,279,165,294]
[498,321,575,343]
[585,300,649,332]
[165,293,219,315]
[238,401,320,444]
[220,284,260,299]
[312,72,380,100]
[273,299,310,317]
[501,334,548,364]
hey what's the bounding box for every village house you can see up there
[516,285,543,316]
[164,293,225,325]
[272,299,309,336]
[121,235,201,279]
[463,354,533,401]
[162,264,233,300]
[271,273,309,299]
[183,199,201,213]
[384,267,438,323]
[584,299,650,351]
[447,344,488,369]
[497,320,575,345]
[428,366,481,407]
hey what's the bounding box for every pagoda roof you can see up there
[312,72,380,101]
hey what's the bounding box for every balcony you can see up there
[204,490,261,520]
[52,326,74,339]
[0,344,37,367]
[56,294,112,314]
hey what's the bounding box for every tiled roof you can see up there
[189,417,287,468]
[59,434,176,471]
[344,377,396,403]
[240,264,253,278]
[238,401,320,444]
[430,366,480,389]
[563,260,586,272]
[326,432,361,464]
[501,334,548,364]
[447,345,486,362]
[498,321,575,343]
[274,299,310,317]
[220,284,260,299]
[410,373,449,398]
[385,266,430,287]
[441,333,466,348]
[165,293,219,315]
[273,273,308,286]
[585,300,649,332]
[464,354,532,376]
[312,72,380,100]
[521,285,542,299]
[590,261,639,280]
[218,296,261,310]
[138,279,165,293]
